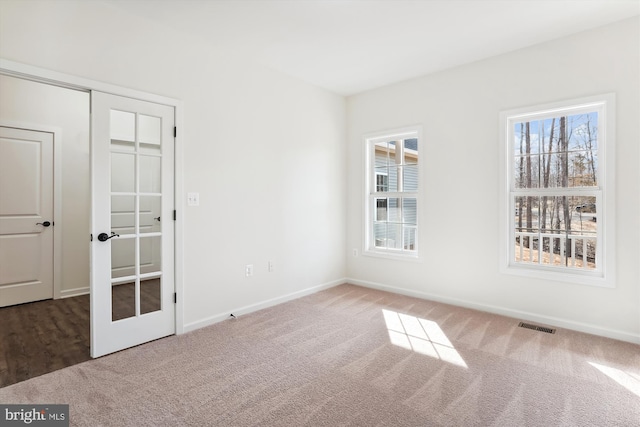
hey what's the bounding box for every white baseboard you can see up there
[347,278,640,345]
[182,278,346,334]
[59,286,90,298]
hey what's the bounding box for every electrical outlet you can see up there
[268,261,275,272]
[353,248,358,257]
[245,264,253,277]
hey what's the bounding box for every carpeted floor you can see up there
[1,284,638,426]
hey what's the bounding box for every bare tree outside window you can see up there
[512,111,598,270]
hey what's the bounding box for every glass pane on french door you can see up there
[109,109,163,322]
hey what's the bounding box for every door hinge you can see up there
[174,126,177,138]
[90,233,93,241]
[173,210,176,220]
[174,293,177,304]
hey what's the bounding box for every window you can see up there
[500,95,615,286]
[365,127,421,258]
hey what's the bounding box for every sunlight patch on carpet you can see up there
[382,309,467,368]
[589,362,640,398]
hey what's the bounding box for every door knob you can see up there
[97,232,119,242]
[36,221,52,227]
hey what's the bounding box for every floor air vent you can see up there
[518,322,556,334]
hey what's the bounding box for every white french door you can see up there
[91,91,175,358]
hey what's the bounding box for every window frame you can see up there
[364,125,422,261]
[499,94,615,287]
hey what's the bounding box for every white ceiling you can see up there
[106,0,640,96]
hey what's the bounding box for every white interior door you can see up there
[91,91,175,358]
[0,126,54,307]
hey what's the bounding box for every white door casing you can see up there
[0,126,54,307]
[91,91,175,358]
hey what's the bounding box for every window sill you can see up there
[363,249,423,263]
[500,263,613,288]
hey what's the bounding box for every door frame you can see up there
[0,58,186,335]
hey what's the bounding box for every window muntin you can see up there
[504,99,610,281]
[366,130,420,257]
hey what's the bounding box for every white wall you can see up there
[0,0,346,329]
[347,17,640,342]
[0,75,90,297]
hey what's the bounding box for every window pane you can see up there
[514,155,540,189]
[140,155,161,193]
[373,222,386,248]
[538,196,578,233]
[140,277,161,315]
[388,141,397,164]
[544,153,570,188]
[403,226,417,251]
[375,198,387,221]
[573,196,597,234]
[539,118,556,155]
[387,223,402,249]
[388,198,400,222]
[138,114,161,154]
[140,235,162,275]
[404,138,418,164]
[403,164,418,191]
[112,281,136,321]
[513,122,540,155]
[403,198,417,225]
[110,110,135,143]
[375,141,395,166]
[514,196,539,233]
[111,237,135,279]
[111,153,135,193]
[140,195,161,233]
[568,151,597,187]
[375,168,388,192]
[373,222,401,249]
[111,195,135,235]
[388,166,399,192]
[374,146,389,167]
[567,112,598,152]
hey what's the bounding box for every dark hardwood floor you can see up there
[0,294,91,388]
[112,279,161,321]
[1,278,162,387]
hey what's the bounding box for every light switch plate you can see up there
[187,192,200,206]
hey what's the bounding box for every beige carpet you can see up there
[1,284,639,426]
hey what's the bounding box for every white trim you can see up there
[0,59,185,338]
[60,286,90,298]
[174,106,185,334]
[0,59,176,107]
[347,278,640,345]
[362,250,423,263]
[498,93,615,287]
[183,278,346,333]
[0,120,63,300]
[364,126,422,144]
